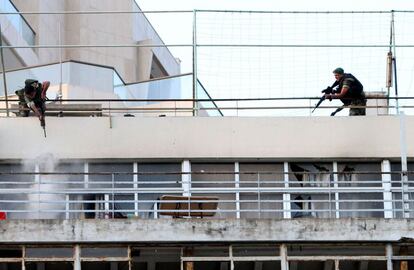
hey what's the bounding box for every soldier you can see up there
[325,67,366,116]
[15,79,50,127]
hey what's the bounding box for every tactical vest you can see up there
[338,73,364,105]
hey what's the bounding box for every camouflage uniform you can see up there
[15,79,46,117]
[349,97,366,116]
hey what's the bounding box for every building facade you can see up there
[0,2,414,270]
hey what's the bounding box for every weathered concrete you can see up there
[0,116,411,160]
[0,219,413,244]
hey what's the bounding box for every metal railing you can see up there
[0,170,412,219]
[0,10,413,117]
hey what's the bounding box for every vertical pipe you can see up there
[399,112,409,218]
[192,10,198,116]
[0,24,9,117]
[390,11,399,114]
[58,21,63,100]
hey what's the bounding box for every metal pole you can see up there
[58,21,63,100]
[0,24,10,117]
[391,10,399,114]
[192,9,198,116]
[399,112,409,218]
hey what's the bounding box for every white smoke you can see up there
[23,153,67,219]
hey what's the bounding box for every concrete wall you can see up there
[9,0,180,83]
[0,219,413,243]
[0,116,411,160]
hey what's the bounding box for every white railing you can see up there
[0,170,412,219]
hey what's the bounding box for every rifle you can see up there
[40,116,46,137]
[311,86,335,113]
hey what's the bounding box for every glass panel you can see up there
[0,263,21,270]
[391,162,414,218]
[337,162,383,218]
[239,163,284,218]
[288,162,334,218]
[0,163,35,219]
[137,163,182,219]
[191,163,236,218]
[196,81,222,117]
[25,262,73,270]
[26,247,73,258]
[115,75,192,101]
[233,245,279,257]
[88,163,134,218]
[0,0,35,45]
[81,247,128,257]
[0,247,22,258]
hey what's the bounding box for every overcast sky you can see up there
[136,0,414,12]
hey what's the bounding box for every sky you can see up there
[135,0,414,116]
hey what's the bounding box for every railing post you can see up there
[283,162,291,219]
[333,162,340,218]
[192,9,198,116]
[133,162,139,217]
[234,162,240,219]
[182,160,191,217]
[257,172,261,218]
[381,160,393,218]
[0,24,9,117]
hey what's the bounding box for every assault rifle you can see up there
[311,86,335,113]
[40,115,46,137]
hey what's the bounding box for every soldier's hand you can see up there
[321,86,333,94]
